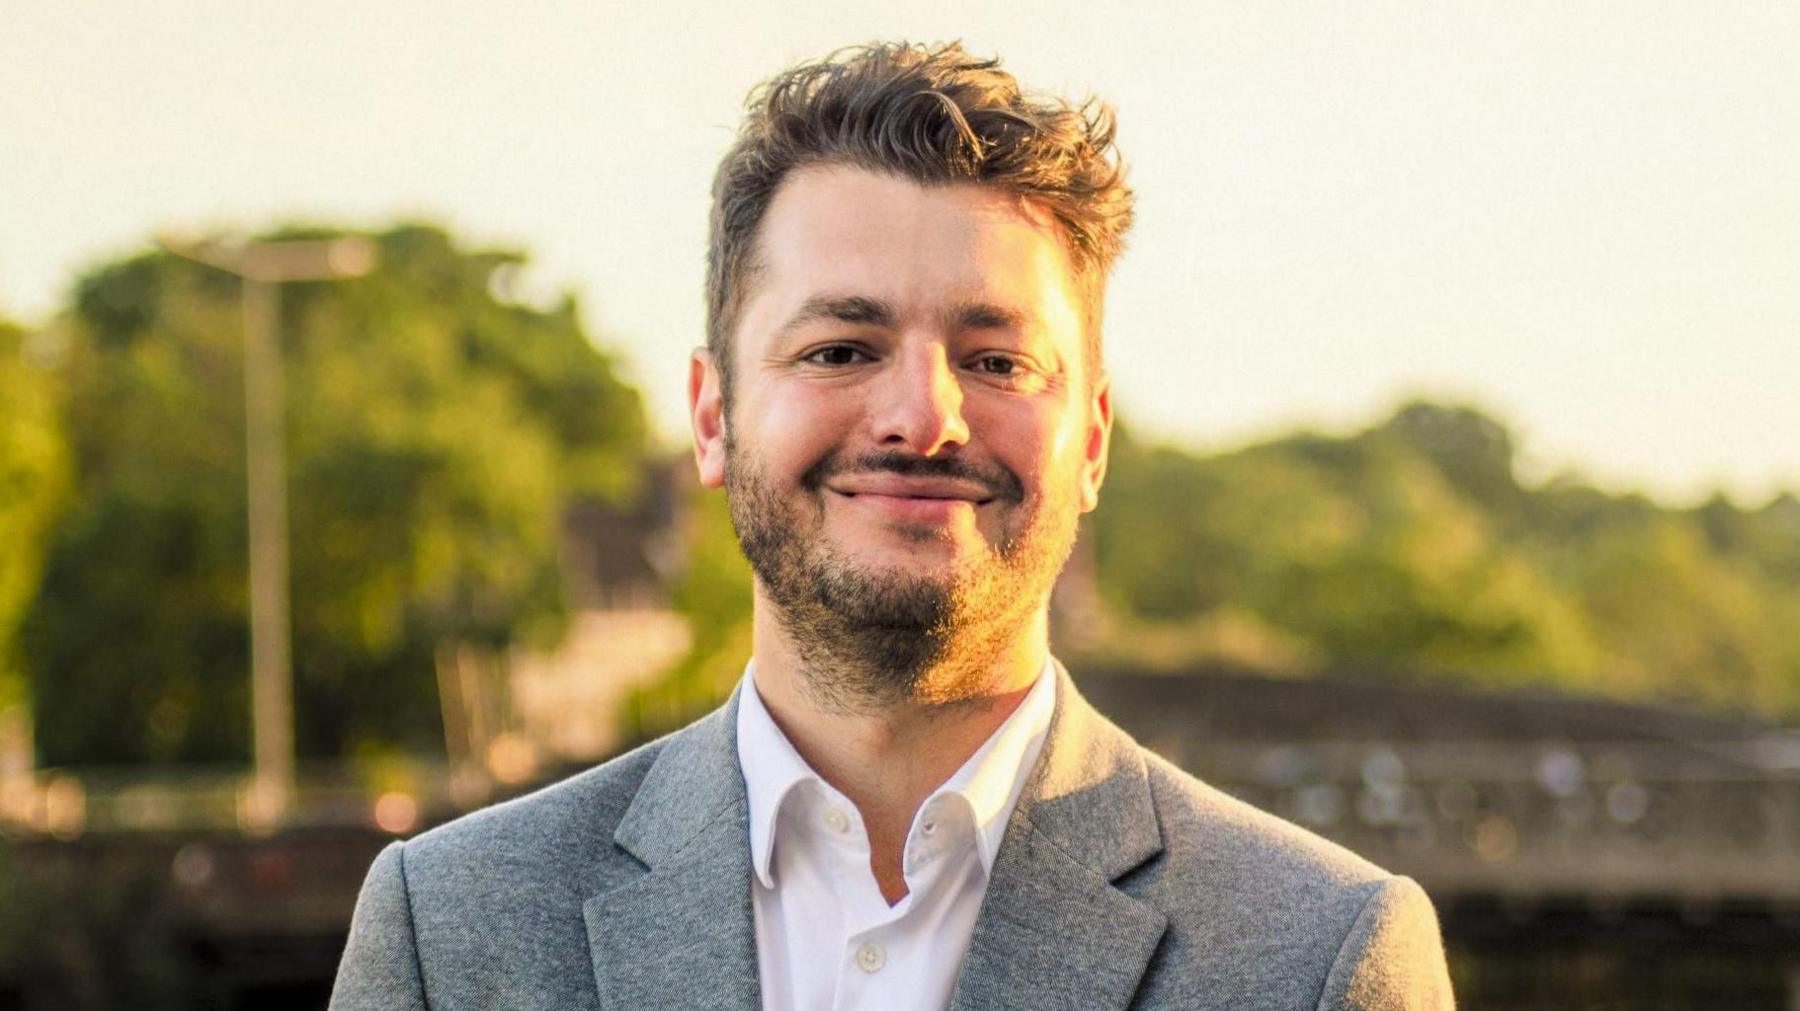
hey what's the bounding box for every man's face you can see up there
[689,165,1111,690]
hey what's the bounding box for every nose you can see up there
[868,342,969,456]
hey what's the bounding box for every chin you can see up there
[831,532,986,575]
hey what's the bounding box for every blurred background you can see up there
[2,3,1797,1008]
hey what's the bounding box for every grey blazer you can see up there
[331,667,1455,1009]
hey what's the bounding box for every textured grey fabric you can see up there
[331,667,1455,1010]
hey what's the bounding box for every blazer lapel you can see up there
[950,665,1169,1011]
[583,692,761,1011]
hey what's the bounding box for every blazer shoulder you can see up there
[332,731,697,1010]
[400,732,669,892]
[1126,750,1453,1008]
[1317,875,1456,1009]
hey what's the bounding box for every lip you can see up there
[832,490,981,524]
[825,474,996,526]
[825,474,995,503]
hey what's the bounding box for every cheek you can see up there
[740,388,851,471]
[1046,415,1083,464]
[758,376,859,427]
[1044,392,1102,478]
[1001,397,1082,457]
[974,406,1067,498]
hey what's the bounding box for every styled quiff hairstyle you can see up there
[705,41,1134,397]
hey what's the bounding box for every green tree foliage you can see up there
[1088,402,1800,719]
[21,225,646,766]
[0,322,71,713]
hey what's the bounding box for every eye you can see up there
[974,355,1022,376]
[803,344,868,366]
[966,352,1050,392]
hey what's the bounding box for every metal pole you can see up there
[242,277,294,827]
[158,234,373,829]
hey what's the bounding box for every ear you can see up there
[1078,370,1113,513]
[689,348,727,489]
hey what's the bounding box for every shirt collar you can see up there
[735,657,1057,889]
[736,663,824,888]
[926,660,1056,873]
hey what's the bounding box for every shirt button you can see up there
[855,941,886,973]
[823,807,850,833]
[921,819,938,836]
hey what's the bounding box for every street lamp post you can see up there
[159,235,376,828]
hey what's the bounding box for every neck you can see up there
[749,590,1049,903]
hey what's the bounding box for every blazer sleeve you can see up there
[1314,876,1455,1011]
[330,841,431,1011]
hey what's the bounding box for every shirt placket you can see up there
[822,796,931,1011]
[829,794,981,1011]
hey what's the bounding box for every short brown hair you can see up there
[705,41,1134,396]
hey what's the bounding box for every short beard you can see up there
[724,437,1076,714]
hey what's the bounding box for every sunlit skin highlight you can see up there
[688,166,1112,903]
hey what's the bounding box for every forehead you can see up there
[738,165,1083,342]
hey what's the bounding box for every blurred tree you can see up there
[0,321,71,734]
[1088,401,1800,719]
[20,225,647,766]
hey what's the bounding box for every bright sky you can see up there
[4,2,1796,505]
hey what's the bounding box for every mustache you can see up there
[801,450,1024,503]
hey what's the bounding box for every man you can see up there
[332,42,1455,1010]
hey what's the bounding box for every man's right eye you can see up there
[804,345,866,366]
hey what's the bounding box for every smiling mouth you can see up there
[830,489,995,505]
[803,450,1023,508]
[828,489,997,521]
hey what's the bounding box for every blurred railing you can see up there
[1170,739,1800,904]
[0,762,481,840]
[8,738,1800,907]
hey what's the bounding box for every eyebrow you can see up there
[776,295,895,339]
[775,294,1034,340]
[945,300,1032,333]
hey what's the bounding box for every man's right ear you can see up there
[689,348,727,489]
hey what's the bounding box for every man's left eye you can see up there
[975,356,1018,376]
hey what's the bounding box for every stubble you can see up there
[724,438,1077,713]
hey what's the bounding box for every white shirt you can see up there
[735,660,1057,1011]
